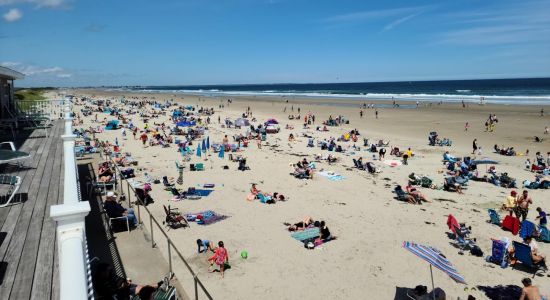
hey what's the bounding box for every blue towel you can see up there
[194,189,213,197]
[291,227,320,241]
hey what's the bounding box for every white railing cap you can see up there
[50,202,91,222]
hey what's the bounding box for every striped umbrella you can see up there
[403,241,466,296]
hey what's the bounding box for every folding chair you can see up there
[0,174,21,207]
[512,241,545,277]
[488,209,501,226]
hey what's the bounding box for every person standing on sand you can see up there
[375,109,378,119]
[545,126,548,134]
[208,241,229,278]
[515,190,533,222]
[472,139,478,154]
[541,108,544,117]
[360,110,363,118]
[465,122,469,131]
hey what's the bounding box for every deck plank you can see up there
[0,122,62,299]
[29,130,63,300]
[10,123,62,299]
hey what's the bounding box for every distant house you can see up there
[0,66,25,119]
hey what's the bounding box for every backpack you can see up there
[470,245,483,257]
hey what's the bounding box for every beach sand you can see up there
[67,89,550,299]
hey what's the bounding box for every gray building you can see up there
[0,66,25,119]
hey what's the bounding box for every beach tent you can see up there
[172,110,183,118]
[105,120,119,130]
[196,145,202,157]
[235,118,250,127]
[403,241,466,299]
[265,118,279,125]
[218,146,225,159]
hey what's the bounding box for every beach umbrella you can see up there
[196,145,202,157]
[201,139,206,151]
[218,146,225,159]
[206,137,210,151]
[403,241,466,299]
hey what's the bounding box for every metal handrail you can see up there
[100,150,213,300]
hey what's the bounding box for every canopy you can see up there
[265,118,279,125]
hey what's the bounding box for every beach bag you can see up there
[470,245,483,257]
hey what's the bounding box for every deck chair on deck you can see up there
[130,285,178,300]
[0,142,31,168]
[511,241,545,277]
[0,174,22,207]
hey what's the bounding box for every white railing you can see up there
[16,99,66,120]
[50,102,92,300]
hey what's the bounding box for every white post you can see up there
[50,99,91,300]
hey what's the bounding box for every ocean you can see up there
[118,78,550,105]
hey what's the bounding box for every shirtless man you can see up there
[516,190,533,222]
[519,278,544,300]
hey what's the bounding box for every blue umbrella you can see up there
[403,241,466,298]
[196,145,202,157]
[201,139,206,151]
[218,146,225,159]
[206,137,210,151]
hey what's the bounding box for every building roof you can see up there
[0,66,25,80]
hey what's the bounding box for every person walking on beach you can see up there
[360,110,363,118]
[472,139,478,154]
[208,241,229,278]
[465,122,469,131]
[541,108,544,117]
[375,109,378,119]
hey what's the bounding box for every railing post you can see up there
[150,215,155,248]
[167,239,173,273]
[194,277,199,300]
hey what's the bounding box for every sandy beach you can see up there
[68,89,550,300]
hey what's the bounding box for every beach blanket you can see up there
[193,189,214,197]
[186,210,227,225]
[318,171,345,181]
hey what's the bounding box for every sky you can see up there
[1,0,550,87]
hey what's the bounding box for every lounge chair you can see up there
[488,209,501,226]
[511,241,545,277]
[0,174,22,207]
[0,142,31,168]
[130,285,178,300]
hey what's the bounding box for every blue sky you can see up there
[1,0,550,87]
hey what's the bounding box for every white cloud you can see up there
[383,12,420,31]
[57,73,72,78]
[0,0,68,8]
[1,62,65,76]
[3,8,21,22]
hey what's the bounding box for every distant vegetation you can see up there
[14,88,55,100]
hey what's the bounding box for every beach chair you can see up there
[352,159,364,170]
[502,215,520,235]
[163,205,188,229]
[488,209,502,225]
[487,239,508,267]
[0,174,22,207]
[519,220,536,239]
[0,141,31,168]
[511,241,545,277]
[130,285,178,300]
[539,226,550,243]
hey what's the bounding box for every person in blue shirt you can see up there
[535,207,547,227]
[197,239,214,253]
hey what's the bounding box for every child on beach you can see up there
[208,241,229,278]
[197,239,215,253]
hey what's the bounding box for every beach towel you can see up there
[318,171,346,181]
[502,215,520,235]
[519,220,536,239]
[291,227,320,242]
[186,210,228,225]
[447,214,460,234]
[193,189,213,197]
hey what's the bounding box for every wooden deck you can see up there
[0,120,63,300]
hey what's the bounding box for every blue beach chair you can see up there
[520,220,536,239]
[488,209,501,226]
[539,226,550,243]
[512,241,545,277]
[487,239,508,267]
